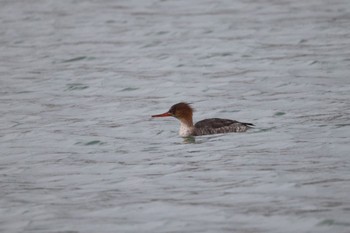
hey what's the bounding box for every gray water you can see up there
[1,0,350,232]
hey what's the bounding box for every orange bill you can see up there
[152,112,172,117]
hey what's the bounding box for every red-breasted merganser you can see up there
[152,102,254,137]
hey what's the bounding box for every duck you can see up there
[152,102,254,137]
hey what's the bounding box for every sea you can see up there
[1,0,350,232]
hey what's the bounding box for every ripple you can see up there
[317,219,350,226]
[66,83,89,90]
[274,112,286,116]
[75,140,104,146]
[62,56,87,63]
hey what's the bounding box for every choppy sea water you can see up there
[1,0,350,232]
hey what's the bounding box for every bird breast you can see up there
[179,122,194,137]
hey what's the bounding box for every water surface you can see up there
[1,0,350,232]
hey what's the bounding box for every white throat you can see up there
[179,121,194,137]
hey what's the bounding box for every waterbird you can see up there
[152,102,254,137]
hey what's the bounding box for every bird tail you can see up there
[242,122,255,127]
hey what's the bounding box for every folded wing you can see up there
[194,118,254,136]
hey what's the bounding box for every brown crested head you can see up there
[168,102,193,119]
[152,102,194,121]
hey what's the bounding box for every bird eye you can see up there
[168,108,176,115]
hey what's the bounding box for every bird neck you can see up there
[179,116,194,127]
[178,117,194,137]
